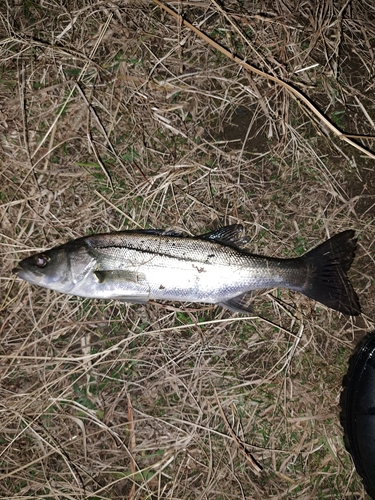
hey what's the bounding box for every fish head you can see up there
[13,246,75,293]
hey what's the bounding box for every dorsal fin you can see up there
[198,224,247,247]
[126,229,185,237]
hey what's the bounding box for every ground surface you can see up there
[1,0,375,498]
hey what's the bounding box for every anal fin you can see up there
[218,292,253,314]
[115,295,149,304]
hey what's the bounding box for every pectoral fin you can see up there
[94,270,146,284]
[93,270,149,304]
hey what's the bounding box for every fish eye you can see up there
[34,254,49,268]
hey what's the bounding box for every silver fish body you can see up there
[13,225,361,315]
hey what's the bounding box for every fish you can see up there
[13,225,361,315]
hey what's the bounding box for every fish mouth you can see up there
[13,265,32,281]
[13,263,27,276]
[13,266,26,278]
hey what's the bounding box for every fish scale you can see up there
[87,235,289,300]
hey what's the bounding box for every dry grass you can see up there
[1,0,375,498]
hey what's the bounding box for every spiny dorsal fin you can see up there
[199,224,247,247]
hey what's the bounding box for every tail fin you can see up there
[300,230,361,315]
